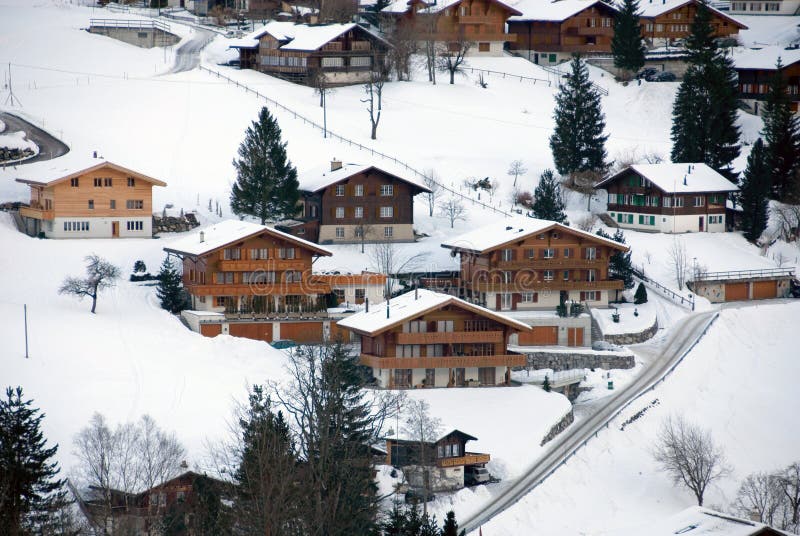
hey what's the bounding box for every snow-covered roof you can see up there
[228,22,388,52]
[297,162,431,193]
[383,0,520,15]
[228,21,298,48]
[336,288,532,335]
[381,0,417,13]
[13,157,166,187]
[638,0,747,28]
[509,0,617,22]
[598,163,739,194]
[440,216,629,255]
[163,219,332,258]
[611,506,781,536]
[733,45,800,70]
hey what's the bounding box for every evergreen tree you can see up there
[670,1,740,181]
[739,138,771,242]
[156,256,189,314]
[0,387,68,536]
[133,260,147,273]
[597,229,635,289]
[543,375,551,392]
[634,282,648,304]
[549,55,608,176]
[230,107,300,224]
[419,513,440,536]
[611,0,646,79]
[762,58,800,202]
[442,510,465,536]
[382,503,408,535]
[532,169,568,223]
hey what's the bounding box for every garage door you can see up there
[725,282,748,302]
[230,322,273,342]
[567,327,584,347]
[517,326,558,346]
[280,321,324,343]
[752,280,777,300]
[200,323,222,337]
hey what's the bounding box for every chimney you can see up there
[386,298,390,319]
[199,231,205,243]
[415,285,418,300]
[365,297,369,312]
[687,164,692,174]
[331,158,342,172]
[92,150,97,158]
[683,176,687,186]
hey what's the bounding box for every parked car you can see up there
[465,465,490,486]
[652,71,677,82]
[637,68,658,80]
[404,488,435,504]
[269,339,296,350]
[592,340,622,352]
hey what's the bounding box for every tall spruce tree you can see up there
[670,1,740,181]
[532,169,568,223]
[442,510,465,536]
[156,256,189,314]
[0,387,68,536]
[550,55,608,176]
[739,138,770,242]
[231,107,300,224]
[762,58,800,202]
[611,0,646,79]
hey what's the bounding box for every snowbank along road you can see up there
[0,112,69,164]
[461,310,719,534]
[169,28,214,73]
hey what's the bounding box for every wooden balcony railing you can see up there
[217,259,308,271]
[360,353,526,370]
[395,331,503,345]
[19,206,55,220]
[185,282,331,296]
[470,280,623,292]
[437,452,490,468]
[496,258,607,270]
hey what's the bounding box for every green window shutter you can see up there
[638,215,643,224]
[650,216,655,225]
[653,196,659,206]
[617,213,623,222]
[628,214,633,224]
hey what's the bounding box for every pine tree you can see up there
[549,55,608,176]
[442,510,465,536]
[739,138,771,242]
[634,282,648,304]
[543,375,551,392]
[762,58,800,202]
[670,1,740,181]
[419,513,440,536]
[156,256,189,314]
[0,387,68,536]
[532,169,568,223]
[597,229,634,289]
[611,0,646,79]
[230,107,300,224]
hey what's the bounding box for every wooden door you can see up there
[698,216,704,232]
[280,321,324,343]
[112,221,119,237]
[752,280,777,300]
[200,323,222,337]
[517,326,558,346]
[567,327,584,347]
[725,282,748,301]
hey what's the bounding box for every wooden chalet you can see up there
[729,0,800,15]
[385,429,490,491]
[597,163,739,233]
[15,158,166,239]
[281,159,430,244]
[639,0,746,48]
[229,21,389,86]
[507,0,619,64]
[381,0,521,56]
[312,271,387,306]
[734,46,800,115]
[336,288,530,388]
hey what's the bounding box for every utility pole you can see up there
[4,63,22,107]
[24,304,29,358]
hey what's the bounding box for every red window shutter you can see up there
[495,294,501,310]
[580,291,586,301]
[533,292,538,303]
[512,293,521,310]
[552,248,558,258]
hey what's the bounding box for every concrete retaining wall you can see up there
[88,26,180,48]
[603,317,659,345]
[522,350,635,371]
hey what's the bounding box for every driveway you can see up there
[0,112,69,164]
[168,27,215,74]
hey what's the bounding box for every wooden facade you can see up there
[16,160,166,239]
[736,59,800,115]
[508,2,618,57]
[640,0,746,46]
[386,430,489,469]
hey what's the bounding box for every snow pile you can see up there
[0,130,38,155]
[593,299,656,335]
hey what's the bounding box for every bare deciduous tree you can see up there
[383,16,416,81]
[436,38,472,85]
[667,238,691,290]
[507,160,527,188]
[575,213,598,232]
[362,53,387,140]
[355,221,376,254]
[774,204,800,242]
[422,169,442,217]
[59,255,121,313]
[369,242,429,296]
[652,415,732,506]
[736,472,784,526]
[402,399,442,517]
[777,462,800,529]
[413,11,440,84]
[438,196,466,228]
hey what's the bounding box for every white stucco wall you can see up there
[608,211,726,233]
[44,216,152,239]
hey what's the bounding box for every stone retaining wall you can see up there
[522,350,635,371]
[603,318,659,345]
[541,409,575,446]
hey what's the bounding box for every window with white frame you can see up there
[278,247,295,259]
[336,207,345,219]
[355,206,364,218]
[354,184,364,196]
[675,197,685,207]
[321,57,344,67]
[694,196,704,207]
[543,270,554,281]
[588,269,597,282]
[335,227,345,238]
[126,199,144,209]
[521,292,537,303]
[380,184,394,196]
[223,248,241,260]
[384,226,393,238]
[663,196,672,208]
[350,56,371,67]
[250,248,269,260]
[335,184,345,196]
[501,293,512,310]
[585,247,596,260]
[501,249,513,261]
[126,220,144,231]
[380,206,393,218]
[543,248,555,259]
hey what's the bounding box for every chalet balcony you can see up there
[19,205,54,220]
[574,26,613,37]
[457,15,489,24]
[437,452,490,468]
[360,353,526,370]
[217,259,308,271]
[496,258,607,270]
[395,331,503,345]
[470,280,624,292]
[185,281,331,296]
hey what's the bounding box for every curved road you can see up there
[0,112,69,164]
[168,27,215,74]
[461,309,719,534]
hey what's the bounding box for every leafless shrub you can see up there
[369,242,429,296]
[422,169,442,217]
[438,196,467,228]
[667,238,690,290]
[507,160,528,188]
[575,214,598,232]
[773,204,800,242]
